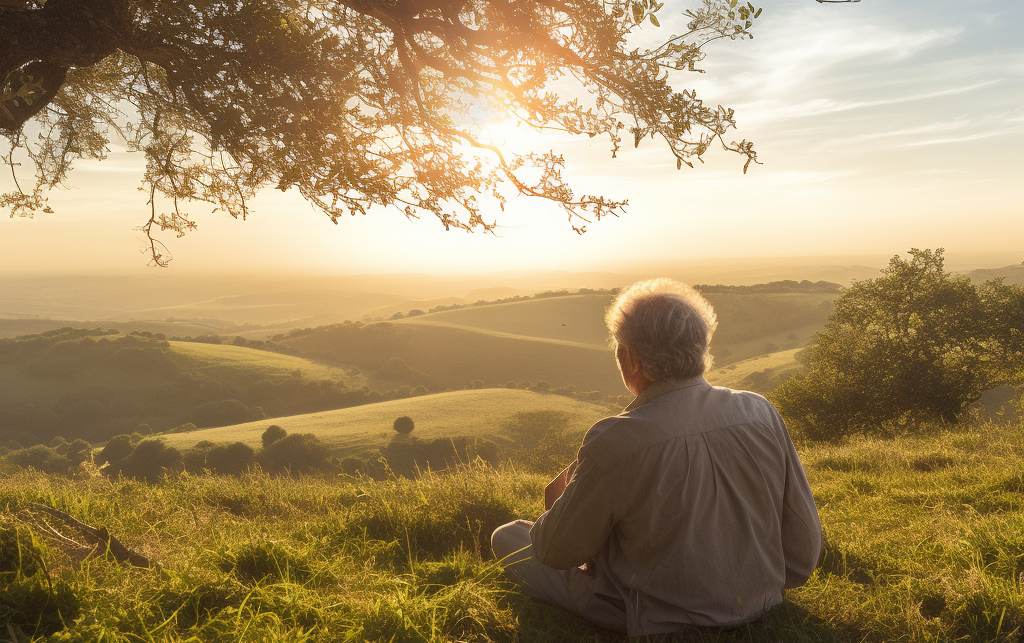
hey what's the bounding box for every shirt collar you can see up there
[623,375,709,413]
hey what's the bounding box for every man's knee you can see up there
[491,519,533,560]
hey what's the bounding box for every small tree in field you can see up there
[774,249,1024,440]
[393,416,415,436]
[205,442,257,476]
[261,425,287,449]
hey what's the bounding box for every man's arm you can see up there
[531,418,625,570]
[544,460,578,510]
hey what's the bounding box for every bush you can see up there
[191,399,254,428]
[6,445,70,474]
[118,439,183,482]
[775,249,1024,440]
[261,433,331,475]
[392,416,415,435]
[97,434,138,466]
[261,425,287,448]
[205,442,257,476]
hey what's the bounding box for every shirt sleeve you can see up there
[529,418,625,570]
[773,409,823,588]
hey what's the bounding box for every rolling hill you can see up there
[706,348,804,392]
[160,388,612,458]
[280,289,831,395]
[0,330,379,444]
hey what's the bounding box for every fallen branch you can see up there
[26,502,154,568]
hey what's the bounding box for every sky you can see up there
[0,0,1021,276]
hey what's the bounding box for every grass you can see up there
[3,420,1024,640]
[706,348,803,392]
[159,389,612,459]
[398,292,834,367]
[168,341,361,386]
[280,291,833,395]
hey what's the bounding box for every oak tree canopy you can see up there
[1,0,767,265]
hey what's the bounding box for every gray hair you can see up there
[605,279,718,381]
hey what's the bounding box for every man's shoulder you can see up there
[577,412,660,468]
[708,384,783,427]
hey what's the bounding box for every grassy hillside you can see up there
[168,341,361,385]
[400,291,834,366]
[160,389,611,459]
[706,348,803,392]
[282,321,624,394]
[3,421,1024,640]
[0,330,380,444]
[281,290,833,395]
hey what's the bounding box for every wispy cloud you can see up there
[737,81,1000,126]
[900,126,1024,148]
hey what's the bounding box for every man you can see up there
[491,279,822,636]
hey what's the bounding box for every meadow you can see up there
[3,419,1024,641]
[279,289,834,395]
[159,389,612,461]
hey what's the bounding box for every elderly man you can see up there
[491,278,822,636]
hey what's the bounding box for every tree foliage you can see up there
[0,0,765,264]
[775,249,1024,440]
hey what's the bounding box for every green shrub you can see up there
[775,249,1024,440]
[97,433,138,466]
[261,425,287,448]
[205,442,257,476]
[5,445,70,474]
[261,433,331,475]
[118,439,183,481]
[392,415,415,435]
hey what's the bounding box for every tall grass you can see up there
[3,421,1024,640]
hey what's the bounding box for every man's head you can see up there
[605,279,718,396]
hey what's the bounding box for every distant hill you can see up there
[967,264,1024,285]
[0,329,385,445]
[159,388,612,460]
[278,290,833,395]
[281,318,623,394]
[706,348,804,392]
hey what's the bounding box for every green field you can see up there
[4,420,1024,640]
[160,388,612,457]
[707,348,803,392]
[168,341,360,385]
[400,291,835,366]
[280,291,833,396]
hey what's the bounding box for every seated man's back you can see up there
[530,377,821,635]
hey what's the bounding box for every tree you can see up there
[774,249,1023,440]
[0,0,768,265]
[205,441,256,475]
[393,416,415,435]
[261,433,331,475]
[5,444,70,473]
[118,438,183,481]
[96,433,136,466]
[261,425,287,449]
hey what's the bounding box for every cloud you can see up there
[734,80,1000,128]
[900,126,1024,148]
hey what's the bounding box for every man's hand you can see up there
[544,461,578,510]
